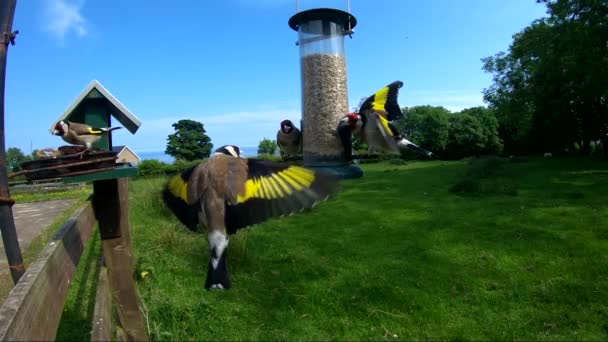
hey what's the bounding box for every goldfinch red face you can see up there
[344,113,362,130]
[52,121,69,136]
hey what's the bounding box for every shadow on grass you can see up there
[55,233,102,340]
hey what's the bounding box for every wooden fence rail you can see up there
[0,177,147,341]
[0,204,96,341]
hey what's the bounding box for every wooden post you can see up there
[92,178,146,341]
[0,0,24,284]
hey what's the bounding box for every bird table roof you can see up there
[48,79,142,134]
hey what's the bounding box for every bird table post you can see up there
[52,80,146,340]
[289,6,362,179]
[92,176,147,342]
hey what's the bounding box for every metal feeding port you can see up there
[12,147,118,181]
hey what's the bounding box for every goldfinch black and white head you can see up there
[213,145,242,158]
[162,144,339,290]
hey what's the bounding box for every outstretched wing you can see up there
[162,164,202,231]
[359,80,404,121]
[225,159,339,234]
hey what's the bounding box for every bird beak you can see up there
[398,138,433,158]
[52,129,59,135]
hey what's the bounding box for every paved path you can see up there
[0,199,77,273]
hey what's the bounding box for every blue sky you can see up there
[5,0,548,155]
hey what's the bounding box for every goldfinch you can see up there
[162,145,339,290]
[276,120,302,158]
[52,120,122,153]
[337,81,433,160]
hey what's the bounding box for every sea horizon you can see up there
[136,146,259,163]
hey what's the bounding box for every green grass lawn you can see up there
[59,157,608,340]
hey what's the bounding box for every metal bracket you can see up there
[1,29,18,46]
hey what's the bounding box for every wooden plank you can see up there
[0,203,96,341]
[93,178,147,341]
[91,263,112,342]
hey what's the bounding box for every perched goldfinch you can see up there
[276,120,302,158]
[52,120,122,154]
[162,145,339,290]
[337,81,433,160]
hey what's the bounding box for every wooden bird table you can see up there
[63,165,147,341]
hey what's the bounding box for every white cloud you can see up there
[43,0,87,42]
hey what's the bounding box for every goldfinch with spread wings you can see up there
[52,120,122,153]
[337,81,433,161]
[162,145,339,290]
[276,120,302,158]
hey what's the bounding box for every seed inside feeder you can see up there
[301,53,348,165]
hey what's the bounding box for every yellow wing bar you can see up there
[236,166,315,203]
[371,86,390,114]
[167,175,189,203]
[377,114,394,137]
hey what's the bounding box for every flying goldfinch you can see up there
[52,120,122,154]
[162,145,339,290]
[276,119,302,158]
[337,81,433,161]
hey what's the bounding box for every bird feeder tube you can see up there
[289,8,362,179]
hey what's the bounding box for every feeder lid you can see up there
[289,8,357,32]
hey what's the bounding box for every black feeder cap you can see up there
[288,8,357,32]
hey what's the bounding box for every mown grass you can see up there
[11,186,92,204]
[60,157,608,340]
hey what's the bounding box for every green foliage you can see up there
[397,105,450,153]
[257,138,277,156]
[165,119,213,161]
[137,159,171,177]
[459,107,503,155]
[137,158,204,177]
[6,147,31,172]
[445,114,486,159]
[351,136,368,153]
[482,0,608,155]
[165,159,204,175]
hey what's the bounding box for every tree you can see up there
[396,105,450,155]
[257,138,277,156]
[445,114,486,159]
[458,107,503,155]
[482,0,608,155]
[165,119,213,161]
[6,147,30,172]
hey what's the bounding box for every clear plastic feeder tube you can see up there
[289,8,357,166]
